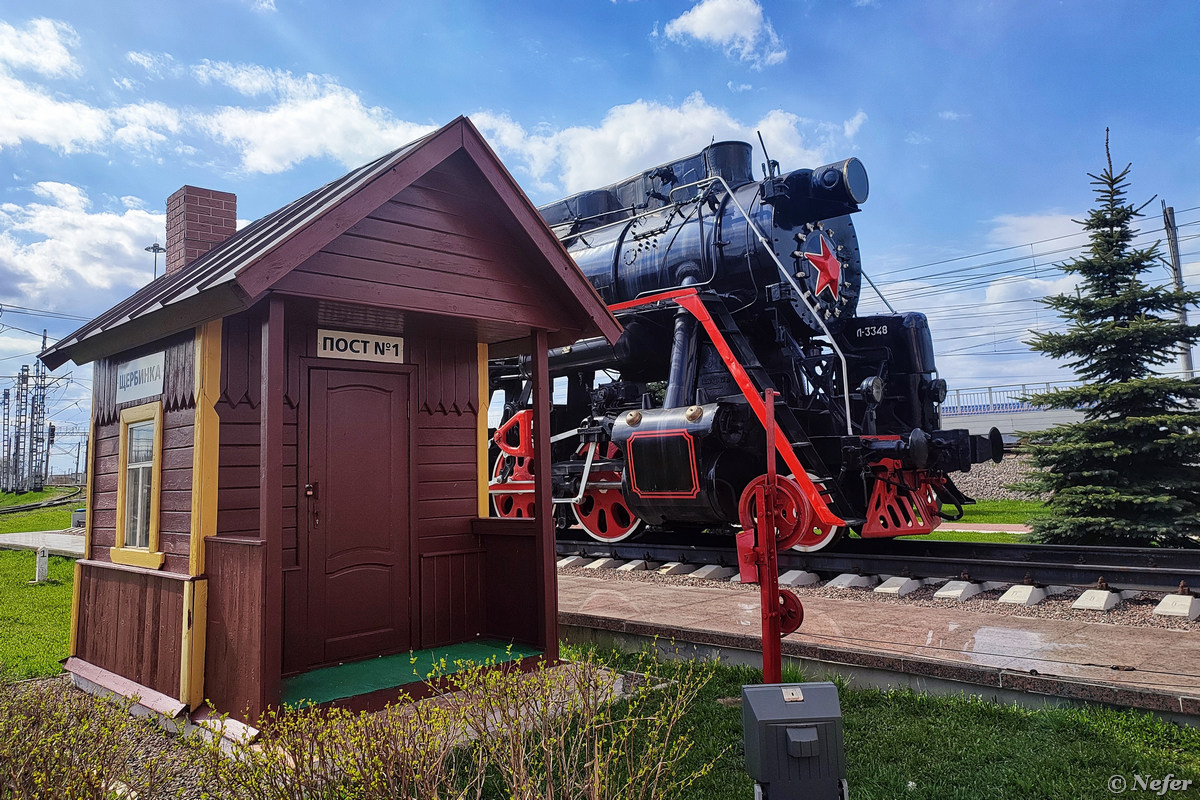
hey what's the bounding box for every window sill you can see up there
[108,546,165,569]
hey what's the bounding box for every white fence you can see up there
[938,381,1070,417]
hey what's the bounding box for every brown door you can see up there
[304,366,412,667]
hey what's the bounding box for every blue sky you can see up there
[1,0,1198,474]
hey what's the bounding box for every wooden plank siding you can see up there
[274,161,568,333]
[203,536,265,721]
[75,562,185,698]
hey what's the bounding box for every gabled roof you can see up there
[42,116,621,369]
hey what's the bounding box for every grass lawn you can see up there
[0,487,74,508]
[916,529,1028,543]
[0,549,73,679]
[0,506,75,535]
[585,651,1200,800]
[954,498,1049,526]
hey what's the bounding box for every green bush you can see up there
[191,650,719,800]
[0,677,175,798]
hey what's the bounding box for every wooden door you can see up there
[303,366,412,667]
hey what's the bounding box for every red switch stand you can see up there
[736,389,809,684]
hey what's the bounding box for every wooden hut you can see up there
[40,116,621,721]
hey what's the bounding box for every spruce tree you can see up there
[1022,134,1200,547]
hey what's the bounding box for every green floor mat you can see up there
[282,639,541,707]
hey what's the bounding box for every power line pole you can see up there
[13,366,28,492]
[1162,201,1194,380]
[26,331,48,492]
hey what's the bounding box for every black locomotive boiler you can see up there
[488,140,1000,550]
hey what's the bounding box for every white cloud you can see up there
[843,110,868,139]
[985,212,1079,249]
[0,183,164,311]
[0,19,80,78]
[475,93,854,198]
[189,61,436,173]
[0,72,111,153]
[126,51,179,79]
[905,131,930,145]
[664,0,786,69]
[938,110,968,121]
[727,81,752,93]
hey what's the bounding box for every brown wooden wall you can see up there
[204,536,265,721]
[89,331,197,575]
[271,154,567,333]
[75,562,185,698]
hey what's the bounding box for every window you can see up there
[124,421,154,548]
[110,402,165,569]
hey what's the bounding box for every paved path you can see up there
[0,528,85,558]
[559,573,1200,720]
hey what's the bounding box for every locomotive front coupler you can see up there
[857,429,933,470]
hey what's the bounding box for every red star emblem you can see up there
[803,233,841,299]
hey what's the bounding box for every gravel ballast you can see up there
[558,564,1199,632]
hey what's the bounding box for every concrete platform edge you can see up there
[560,613,1200,729]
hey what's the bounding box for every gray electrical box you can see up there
[742,682,848,799]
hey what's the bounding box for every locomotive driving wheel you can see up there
[572,443,642,542]
[491,454,536,519]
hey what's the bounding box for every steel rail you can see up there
[556,534,1200,594]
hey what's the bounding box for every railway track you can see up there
[556,532,1200,594]
[0,486,83,515]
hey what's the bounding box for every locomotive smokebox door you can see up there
[742,682,848,800]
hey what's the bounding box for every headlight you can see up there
[858,376,885,405]
[930,378,948,403]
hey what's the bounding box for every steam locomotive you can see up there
[489,140,1001,550]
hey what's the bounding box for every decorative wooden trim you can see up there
[112,401,165,568]
[68,561,81,656]
[108,546,166,569]
[477,341,489,518]
[189,320,222,576]
[77,558,197,581]
[82,416,96,560]
[180,579,208,709]
[260,297,285,712]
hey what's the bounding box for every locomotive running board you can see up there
[610,287,844,528]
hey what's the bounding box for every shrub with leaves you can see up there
[192,649,719,800]
[0,676,175,799]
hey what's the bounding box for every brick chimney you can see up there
[165,186,237,275]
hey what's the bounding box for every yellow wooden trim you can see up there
[179,579,208,708]
[82,416,96,560]
[189,320,222,577]
[107,546,166,569]
[477,341,490,518]
[68,561,82,656]
[113,401,164,569]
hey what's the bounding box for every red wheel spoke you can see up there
[572,443,642,542]
[491,456,536,519]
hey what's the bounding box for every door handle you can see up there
[305,483,320,526]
